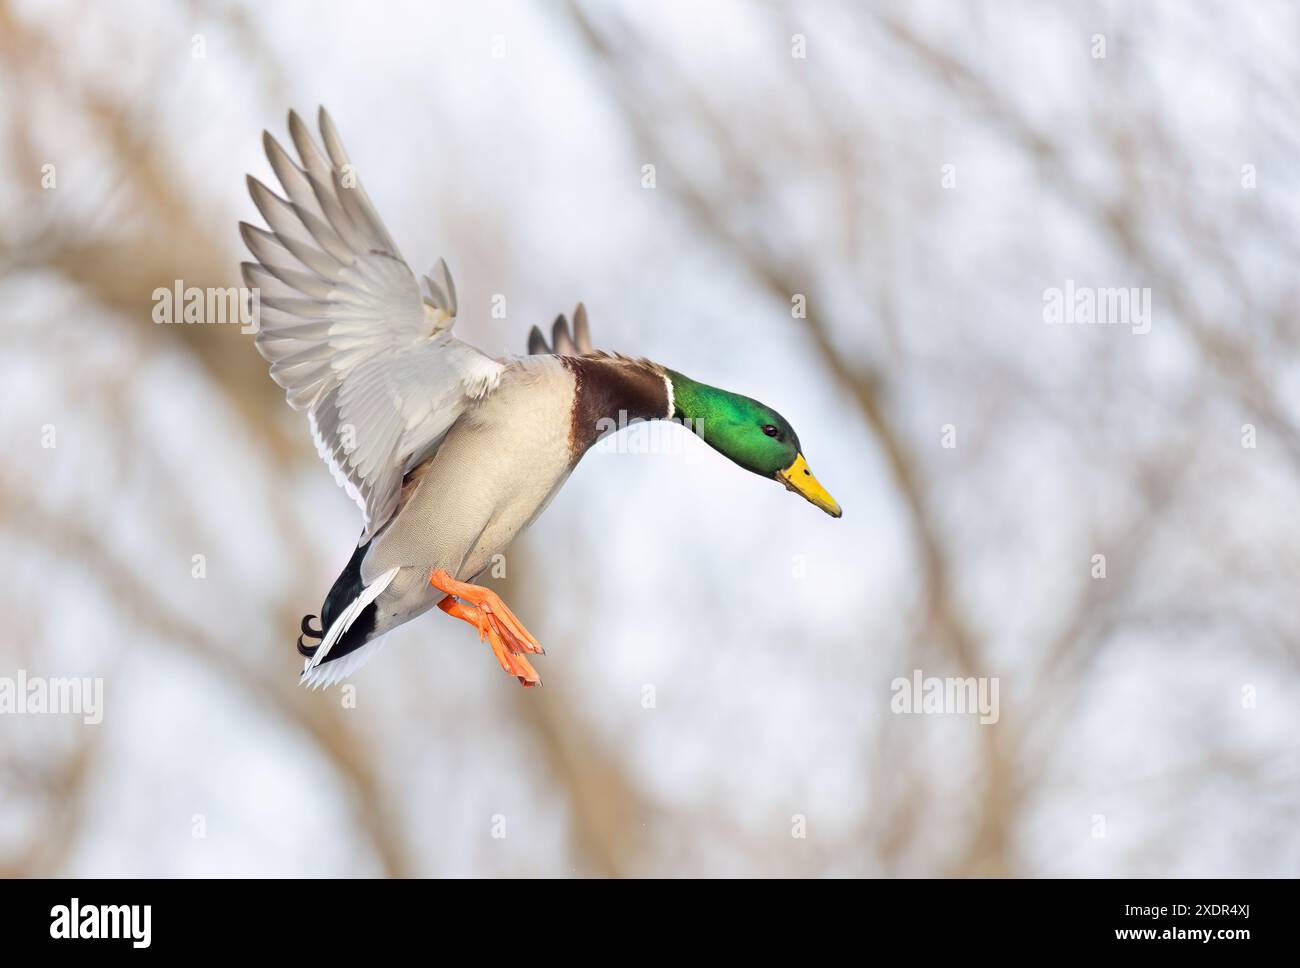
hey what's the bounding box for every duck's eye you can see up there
[762,424,780,438]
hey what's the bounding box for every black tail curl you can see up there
[297,614,324,658]
[298,535,371,663]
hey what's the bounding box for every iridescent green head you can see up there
[666,369,842,517]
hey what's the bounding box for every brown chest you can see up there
[562,356,670,460]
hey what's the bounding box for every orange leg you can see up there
[432,569,544,687]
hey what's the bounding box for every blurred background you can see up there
[1,0,1298,876]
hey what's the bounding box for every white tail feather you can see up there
[301,634,391,690]
[301,566,400,687]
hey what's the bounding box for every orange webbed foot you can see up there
[432,570,544,687]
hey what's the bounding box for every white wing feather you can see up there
[243,108,503,538]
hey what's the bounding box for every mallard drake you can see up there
[243,109,841,689]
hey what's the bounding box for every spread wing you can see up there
[242,108,502,538]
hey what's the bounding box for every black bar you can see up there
[0,877,1278,953]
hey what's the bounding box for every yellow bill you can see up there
[777,453,842,518]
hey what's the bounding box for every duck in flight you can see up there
[242,108,842,689]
